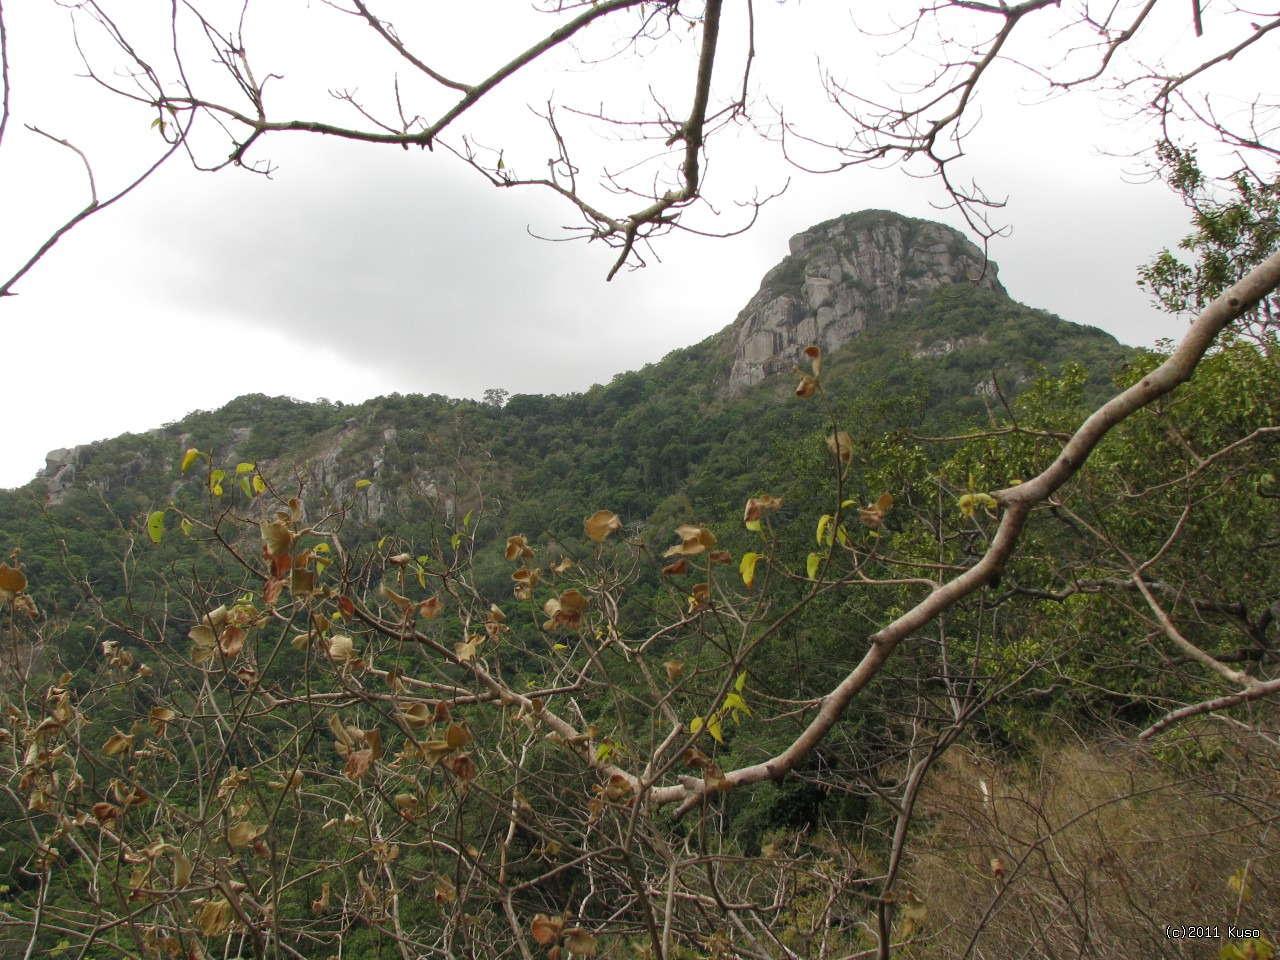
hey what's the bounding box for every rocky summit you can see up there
[726,210,1003,391]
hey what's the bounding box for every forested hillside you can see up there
[2,211,1277,960]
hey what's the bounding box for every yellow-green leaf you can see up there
[180,448,199,474]
[724,691,751,717]
[356,478,372,489]
[816,514,832,546]
[146,510,165,544]
[690,716,704,735]
[734,670,747,692]
[235,462,255,475]
[252,475,266,495]
[806,552,821,580]
[181,517,194,537]
[744,518,762,533]
[739,551,761,590]
[707,715,724,744]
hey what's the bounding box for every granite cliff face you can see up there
[727,211,1004,391]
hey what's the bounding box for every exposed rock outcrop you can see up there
[727,211,1004,391]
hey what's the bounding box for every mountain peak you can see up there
[727,210,1004,391]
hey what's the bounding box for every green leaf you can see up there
[146,511,165,544]
[239,476,252,498]
[356,479,372,489]
[806,552,821,580]
[450,532,462,550]
[462,509,473,529]
[181,517,193,538]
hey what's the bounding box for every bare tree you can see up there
[3,1,1275,289]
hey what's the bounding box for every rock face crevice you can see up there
[727,211,1004,391]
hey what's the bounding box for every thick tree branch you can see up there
[648,247,1280,810]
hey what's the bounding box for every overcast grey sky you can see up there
[1,1,1264,488]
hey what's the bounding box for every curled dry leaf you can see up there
[551,557,574,575]
[226,822,266,848]
[399,702,432,728]
[149,707,176,735]
[661,557,688,576]
[327,635,358,664]
[433,875,456,905]
[542,589,588,631]
[803,344,822,376]
[688,583,711,614]
[197,898,233,937]
[505,534,534,561]
[260,519,293,558]
[663,524,716,558]
[513,565,540,586]
[0,562,28,599]
[379,582,413,611]
[102,730,134,757]
[444,753,477,783]
[664,660,684,682]
[310,882,331,914]
[91,802,119,824]
[858,492,895,529]
[794,373,819,398]
[602,773,633,803]
[563,929,598,957]
[827,430,854,464]
[218,625,246,657]
[583,509,623,543]
[530,914,564,946]
[173,848,193,888]
[290,567,315,598]
[742,495,783,523]
[343,749,373,782]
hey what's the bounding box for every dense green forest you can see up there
[2,212,1278,960]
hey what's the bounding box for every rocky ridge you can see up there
[726,211,1003,391]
